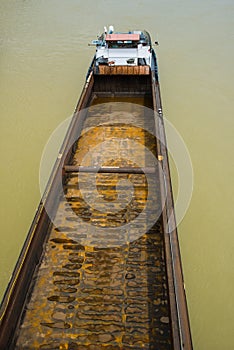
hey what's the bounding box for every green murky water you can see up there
[0,1,233,349]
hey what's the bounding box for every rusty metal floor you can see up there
[14,100,173,349]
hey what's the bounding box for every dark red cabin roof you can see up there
[105,34,140,41]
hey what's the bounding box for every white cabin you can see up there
[92,29,152,68]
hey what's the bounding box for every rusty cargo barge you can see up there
[0,27,192,349]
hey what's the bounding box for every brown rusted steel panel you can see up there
[98,65,150,75]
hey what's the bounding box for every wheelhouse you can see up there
[92,27,152,68]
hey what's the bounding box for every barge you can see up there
[0,27,192,349]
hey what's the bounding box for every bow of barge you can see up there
[0,27,192,349]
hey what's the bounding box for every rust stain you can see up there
[15,100,172,349]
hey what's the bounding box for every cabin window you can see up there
[107,41,138,49]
